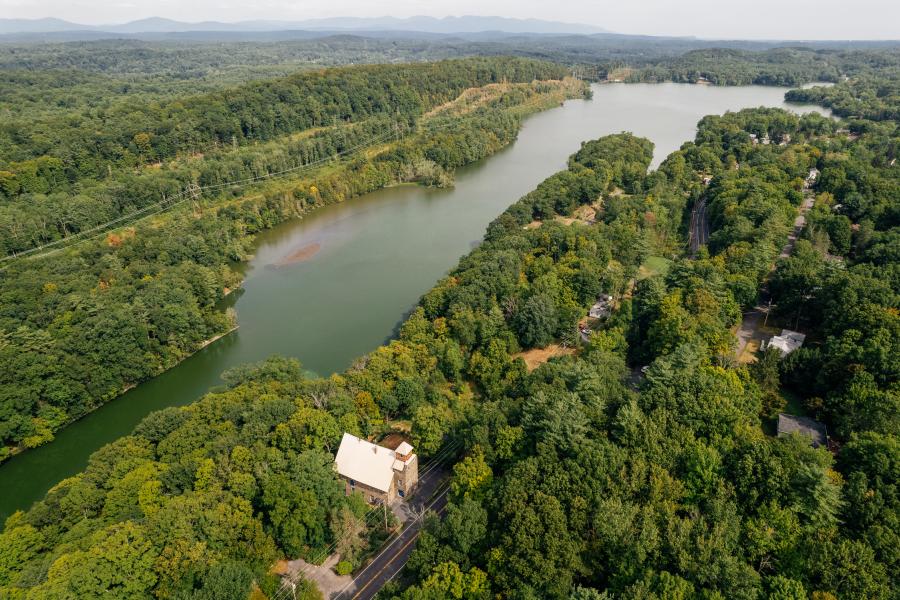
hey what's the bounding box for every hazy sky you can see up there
[3,0,899,40]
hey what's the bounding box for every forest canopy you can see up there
[2,102,897,598]
[0,38,897,600]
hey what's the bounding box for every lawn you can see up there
[638,255,673,280]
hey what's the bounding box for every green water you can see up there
[0,83,826,520]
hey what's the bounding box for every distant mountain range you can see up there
[0,15,609,36]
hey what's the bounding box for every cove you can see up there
[0,83,827,520]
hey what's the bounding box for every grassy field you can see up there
[513,344,576,371]
[638,255,673,280]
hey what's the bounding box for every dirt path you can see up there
[735,307,766,361]
[512,344,576,371]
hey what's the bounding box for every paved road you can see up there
[689,196,710,256]
[333,467,450,600]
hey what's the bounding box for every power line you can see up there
[3,82,561,267]
[287,439,460,579]
[271,438,462,600]
[330,481,453,600]
[1,126,401,267]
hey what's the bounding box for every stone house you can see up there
[333,433,418,504]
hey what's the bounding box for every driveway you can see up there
[735,184,816,360]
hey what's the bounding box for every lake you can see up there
[0,83,827,520]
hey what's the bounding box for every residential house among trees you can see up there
[763,329,806,356]
[777,413,828,448]
[334,433,419,504]
[589,294,613,319]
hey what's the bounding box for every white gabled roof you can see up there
[396,442,413,455]
[768,329,806,355]
[334,433,398,493]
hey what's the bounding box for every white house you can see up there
[333,433,418,504]
[764,329,806,356]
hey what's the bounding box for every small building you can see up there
[763,329,806,356]
[334,433,418,505]
[778,413,827,448]
[588,294,613,319]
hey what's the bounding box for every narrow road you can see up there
[335,476,450,600]
[688,196,709,256]
[734,174,817,359]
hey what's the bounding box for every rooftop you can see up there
[334,433,414,493]
[777,413,827,448]
[766,329,806,356]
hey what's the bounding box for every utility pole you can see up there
[187,183,202,215]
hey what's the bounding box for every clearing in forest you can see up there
[638,255,672,280]
[513,344,576,371]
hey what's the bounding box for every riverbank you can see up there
[0,82,828,521]
[197,325,239,350]
[0,77,588,466]
[0,324,241,464]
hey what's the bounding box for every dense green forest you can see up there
[622,47,900,86]
[0,58,585,460]
[0,38,898,599]
[383,107,898,599]
[0,130,655,599]
[0,56,567,251]
[2,98,896,598]
[786,76,900,121]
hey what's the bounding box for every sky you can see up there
[2,0,899,40]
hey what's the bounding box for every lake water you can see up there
[0,83,827,520]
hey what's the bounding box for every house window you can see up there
[349,479,355,486]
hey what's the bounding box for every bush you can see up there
[335,561,353,576]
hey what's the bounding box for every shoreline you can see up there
[197,325,240,350]
[0,80,587,466]
[0,325,240,466]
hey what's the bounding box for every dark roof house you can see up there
[777,413,827,448]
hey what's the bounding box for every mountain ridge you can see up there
[0,15,609,35]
